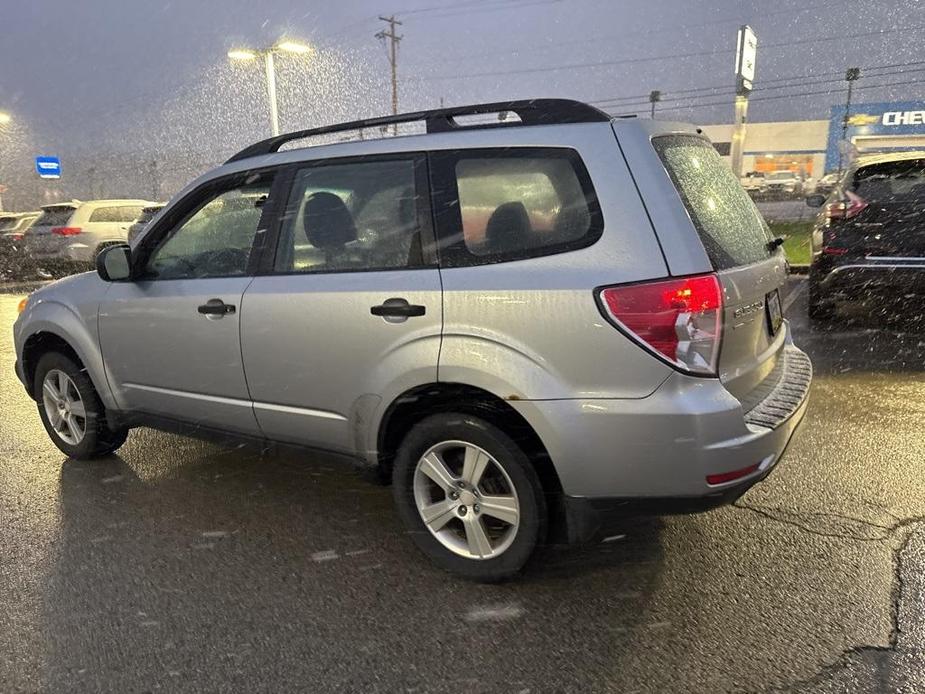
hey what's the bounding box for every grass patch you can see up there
[770,221,813,266]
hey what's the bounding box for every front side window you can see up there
[274,158,428,273]
[433,149,602,265]
[144,172,273,280]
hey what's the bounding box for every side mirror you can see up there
[96,244,132,282]
[805,194,827,208]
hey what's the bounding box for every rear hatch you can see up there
[25,204,80,256]
[834,159,925,257]
[619,127,789,406]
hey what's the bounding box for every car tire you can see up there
[34,351,128,459]
[392,413,547,582]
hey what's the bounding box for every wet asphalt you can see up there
[1,279,924,694]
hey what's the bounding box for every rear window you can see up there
[433,148,603,265]
[653,134,771,270]
[851,160,925,202]
[34,206,76,227]
[0,217,18,232]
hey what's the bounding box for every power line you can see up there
[419,21,925,82]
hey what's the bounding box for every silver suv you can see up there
[23,198,155,272]
[13,100,811,581]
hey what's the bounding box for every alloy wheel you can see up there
[41,369,87,445]
[413,440,520,560]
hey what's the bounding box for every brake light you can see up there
[11,233,23,241]
[825,190,868,220]
[51,226,82,236]
[598,274,723,375]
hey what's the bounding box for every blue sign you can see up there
[826,101,925,172]
[35,155,61,179]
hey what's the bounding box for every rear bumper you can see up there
[510,330,811,538]
[816,259,925,298]
[24,239,95,265]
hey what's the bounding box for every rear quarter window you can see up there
[653,134,771,270]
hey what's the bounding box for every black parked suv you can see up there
[806,152,925,319]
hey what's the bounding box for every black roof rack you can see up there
[225,98,611,164]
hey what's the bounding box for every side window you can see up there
[120,206,145,222]
[144,172,273,280]
[89,207,123,223]
[432,149,603,265]
[274,158,429,274]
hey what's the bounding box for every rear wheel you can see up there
[34,352,127,459]
[392,413,546,582]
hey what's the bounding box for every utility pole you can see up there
[730,25,758,178]
[838,67,861,176]
[649,90,661,119]
[376,15,403,135]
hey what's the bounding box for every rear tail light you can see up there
[598,273,723,376]
[825,190,868,220]
[11,233,23,241]
[51,226,82,236]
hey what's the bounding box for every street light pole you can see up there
[264,51,280,137]
[837,67,861,176]
[0,111,10,212]
[228,39,312,138]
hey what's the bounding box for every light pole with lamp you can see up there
[228,40,313,137]
[0,111,11,211]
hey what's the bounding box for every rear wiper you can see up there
[767,237,785,251]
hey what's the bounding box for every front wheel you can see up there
[392,413,547,582]
[35,352,128,459]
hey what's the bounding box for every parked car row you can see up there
[0,199,164,280]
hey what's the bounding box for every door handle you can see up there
[198,298,236,317]
[371,298,426,318]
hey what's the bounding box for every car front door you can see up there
[98,169,279,434]
[241,155,442,455]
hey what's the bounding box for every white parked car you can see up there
[740,171,767,195]
[764,171,803,197]
[23,199,155,272]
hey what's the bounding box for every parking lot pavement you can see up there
[1,282,924,693]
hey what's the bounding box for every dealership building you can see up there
[700,101,925,178]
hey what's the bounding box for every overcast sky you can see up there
[1,0,922,177]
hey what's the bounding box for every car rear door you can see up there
[616,124,789,406]
[240,154,442,455]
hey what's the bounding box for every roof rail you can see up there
[225,98,611,164]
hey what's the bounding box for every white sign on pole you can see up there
[735,25,758,93]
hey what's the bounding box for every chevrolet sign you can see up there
[882,110,925,126]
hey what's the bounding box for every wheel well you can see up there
[377,383,563,497]
[21,332,84,399]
